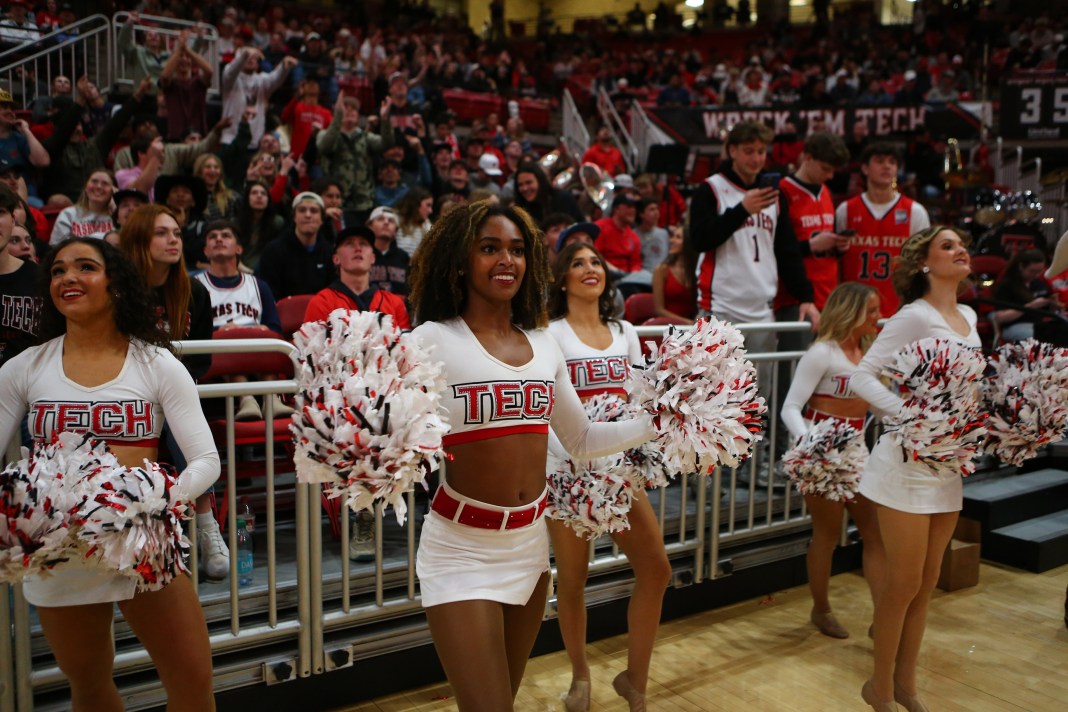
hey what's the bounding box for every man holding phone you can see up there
[689,120,819,348]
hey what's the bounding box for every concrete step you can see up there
[961,468,1068,531]
[985,509,1068,573]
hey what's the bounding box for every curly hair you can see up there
[38,238,173,352]
[547,242,620,324]
[891,225,972,305]
[118,204,192,340]
[409,201,549,329]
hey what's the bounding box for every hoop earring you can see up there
[458,269,464,276]
[922,266,930,274]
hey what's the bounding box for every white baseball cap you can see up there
[478,153,503,176]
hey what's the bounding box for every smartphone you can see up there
[758,172,781,190]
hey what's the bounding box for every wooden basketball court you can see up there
[336,563,1068,711]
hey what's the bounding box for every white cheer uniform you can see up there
[0,337,220,606]
[547,318,642,399]
[412,318,654,607]
[781,340,865,440]
[849,300,980,513]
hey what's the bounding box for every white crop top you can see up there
[547,318,642,399]
[781,340,863,439]
[0,336,220,501]
[850,299,980,420]
[412,318,655,457]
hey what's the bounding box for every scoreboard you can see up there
[1000,73,1068,140]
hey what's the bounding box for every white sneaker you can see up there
[349,511,375,562]
[269,395,294,418]
[197,518,230,580]
[235,396,263,421]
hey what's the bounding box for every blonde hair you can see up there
[816,282,879,349]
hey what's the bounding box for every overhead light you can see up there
[685,0,704,7]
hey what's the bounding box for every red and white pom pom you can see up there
[982,339,1068,466]
[630,318,767,475]
[582,393,673,489]
[881,337,988,477]
[0,433,140,583]
[546,451,634,540]
[74,459,191,591]
[291,310,448,524]
[782,419,867,501]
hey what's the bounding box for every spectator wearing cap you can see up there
[894,70,924,103]
[256,192,335,299]
[582,127,627,177]
[303,224,410,326]
[0,0,41,46]
[291,32,337,105]
[594,194,644,284]
[555,221,600,255]
[470,153,503,197]
[366,206,410,297]
[283,78,335,159]
[0,88,50,206]
[317,92,395,222]
[112,188,149,230]
[221,47,297,146]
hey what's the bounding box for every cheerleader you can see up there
[408,202,655,712]
[545,242,670,712]
[0,238,220,710]
[849,226,977,712]
[781,282,885,639]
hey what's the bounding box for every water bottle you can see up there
[236,518,254,588]
[239,497,256,534]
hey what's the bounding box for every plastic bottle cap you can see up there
[237,518,246,527]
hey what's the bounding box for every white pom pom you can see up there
[881,337,988,477]
[75,460,191,592]
[630,318,767,475]
[982,339,1068,466]
[782,418,867,501]
[546,457,634,540]
[291,310,449,525]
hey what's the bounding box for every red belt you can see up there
[804,407,866,431]
[431,487,547,530]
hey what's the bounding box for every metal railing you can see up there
[111,12,221,97]
[0,15,113,108]
[596,86,639,174]
[3,324,824,709]
[628,99,677,176]
[561,88,590,162]
[992,137,1066,247]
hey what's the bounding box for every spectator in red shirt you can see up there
[581,127,627,177]
[281,78,333,159]
[302,225,410,327]
[594,194,643,277]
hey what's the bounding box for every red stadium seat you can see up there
[276,294,314,341]
[624,292,656,324]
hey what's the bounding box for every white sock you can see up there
[197,512,216,527]
[1047,229,1068,279]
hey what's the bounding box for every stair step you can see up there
[985,510,1068,573]
[961,468,1068,530]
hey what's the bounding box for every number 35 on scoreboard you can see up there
[1000,75,1068,140]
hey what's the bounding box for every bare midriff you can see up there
[110,444,160,470]
[806,394,869,420]
[445,433,548,507]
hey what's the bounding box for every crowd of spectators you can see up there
[2,0,1067,572]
